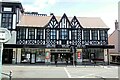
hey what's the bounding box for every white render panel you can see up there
[44,29,45,39]
[90,30,91,40]
[26,28,28,39]
[59,41,61,44]
[35,29,37,39]
[57,30,59,40]
[17,48,21,64]
[104,49,108,63]
[98,30,99,40]
[69,31,71,40]
[12,14,16,29]
[67,41,68,44]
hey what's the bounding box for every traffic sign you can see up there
[0,28,11,43]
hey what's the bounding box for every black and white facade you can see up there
[0,1,114,65]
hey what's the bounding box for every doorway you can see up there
[51,53,73,65]
[2,49,13,64]
[30,53,36,64]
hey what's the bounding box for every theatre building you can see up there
[0,1,114,65]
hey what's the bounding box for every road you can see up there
[2,64,118,78]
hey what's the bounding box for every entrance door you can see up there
[30,54,36,64]
[90,53,95,60]
[51,53,72,65]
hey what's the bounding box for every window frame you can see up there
[91,30,98,40]
[1,13,13,29]
[37,29,43,40]
[28,28,35,40]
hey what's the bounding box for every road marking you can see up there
[64,67,71,78]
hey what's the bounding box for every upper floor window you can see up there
[50,29,56,39]
[99,30,107,41]
[60,29,68,40]
[1,13,13,29]
[71,30,77,40]
[17,28,26,39]
[91,30,98,40]
[37,29,43,40]
[28,29,35,39]
[83,30,90,41]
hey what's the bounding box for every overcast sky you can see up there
[19,0,119,34]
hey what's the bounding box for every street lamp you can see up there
[70,45,76,67]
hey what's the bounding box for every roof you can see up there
[17,14,52,27]
[77,17,108,28]
[17,14,108,28]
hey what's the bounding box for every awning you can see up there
[85,45,115,49]
[3,44,46,48]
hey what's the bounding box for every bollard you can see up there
[9,71,12,80]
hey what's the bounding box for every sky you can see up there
[18,0,119,34]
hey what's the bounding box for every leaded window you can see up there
[50,29,56,39]
[28,29,35,39]
[17,28,26,39]
[37,29,43,39]
[99,30,107,41]
[83,30,90,41]
[71,30,77,40]
[91,30,98,40]
[1,13,13,29]
[60,29,68,40]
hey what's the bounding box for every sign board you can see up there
[77,51,81,59]
[0,28,11,43]
[46,52,50,59]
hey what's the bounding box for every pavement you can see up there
[2,64,118,78]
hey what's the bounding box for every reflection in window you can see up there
[60,29,68,40]
[21,48,45,63]
[50,29,56,39]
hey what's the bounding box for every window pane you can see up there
[1,13,12,29]
[29,29,35,39]
[50,29,56,39]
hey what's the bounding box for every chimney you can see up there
[115,20,119,30]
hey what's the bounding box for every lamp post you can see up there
[70,45,76,67]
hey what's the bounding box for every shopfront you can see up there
[21,48,45,64]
